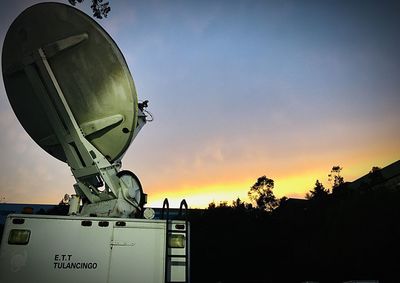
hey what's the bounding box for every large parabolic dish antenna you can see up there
[2,2,138,163]
[2,2,148,217]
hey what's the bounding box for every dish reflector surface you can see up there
[2,2,138,163]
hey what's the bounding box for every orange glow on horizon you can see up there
[146,156,399,209]
[146,181,252,209]
[146,173,327,208]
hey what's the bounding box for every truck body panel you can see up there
[0,214,189,283]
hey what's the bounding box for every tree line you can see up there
[207,165,344,212]
[188,165,400,283]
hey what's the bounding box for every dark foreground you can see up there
[188,186,400,283]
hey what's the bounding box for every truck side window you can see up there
[8,229,31,245]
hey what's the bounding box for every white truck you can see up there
[0,211,190,283]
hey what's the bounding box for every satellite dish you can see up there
[2,2,138,163]
[2,2,149,217]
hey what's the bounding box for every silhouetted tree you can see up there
[248,175,278,212]
[370,166,382,173]
[207,201,229,209]
[329,165,344,189]
[306,180,329,200]
[68,0,111,19]
[368,166,384,187]
[232,198,245,209]
[279,196,288,203]
[207,201,216,209]
[218,201,228,208]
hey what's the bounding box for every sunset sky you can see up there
[0,0,399,208]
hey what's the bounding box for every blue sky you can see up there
[0,0,399,207]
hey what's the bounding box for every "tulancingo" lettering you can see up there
[53,261,97,269]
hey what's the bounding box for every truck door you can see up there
[108,221,166,283]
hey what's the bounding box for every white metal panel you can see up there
[0,215,184,283]
[108,221,166,283]
[0,215,112,283]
